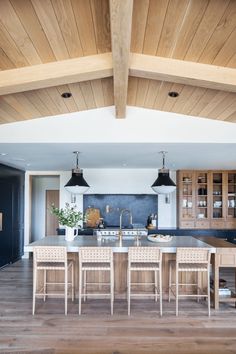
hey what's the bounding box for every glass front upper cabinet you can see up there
[212,172,223,220]
[227,172,236,220]
[180,171,194,220]
[196,172,208,220]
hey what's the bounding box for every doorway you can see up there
[45,190,59,235]
[31,176,60,241]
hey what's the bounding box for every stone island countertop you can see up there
[25,235,216,254]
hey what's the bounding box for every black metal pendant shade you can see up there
[151,152,176,194]
[151,171,176,194]
[64,152,89,194]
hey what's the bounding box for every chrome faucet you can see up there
[119,209,133,240]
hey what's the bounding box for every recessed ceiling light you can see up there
[0,153,7,156]
[168,91,179,98]
[61,92,72,98]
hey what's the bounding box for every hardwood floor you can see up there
[0,260,236,354]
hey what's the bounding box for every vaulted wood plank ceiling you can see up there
[0,0,235,125]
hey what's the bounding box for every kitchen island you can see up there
[25,235,215,299]
[25,235,215,253]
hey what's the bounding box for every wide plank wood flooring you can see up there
[0,260,236,354]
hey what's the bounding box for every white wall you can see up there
[157,172,176,228]
[1,106,236,144]
[85,169,161,194]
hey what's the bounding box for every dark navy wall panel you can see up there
[0,164,25,267]
[83,194,158,227]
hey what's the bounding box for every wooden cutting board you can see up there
[85,207,101,228]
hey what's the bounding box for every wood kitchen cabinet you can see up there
[178,170,236,229]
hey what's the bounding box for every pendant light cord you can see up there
[160,151,167,170]
[75,151,79,169]
[73,151,81,172]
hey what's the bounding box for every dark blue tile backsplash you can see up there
[83,194,158,228]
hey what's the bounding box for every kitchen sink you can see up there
[99,235,136,241]
[94,228,148,240]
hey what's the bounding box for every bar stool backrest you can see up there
[79,247,113,263]
[33,246,67,264]
[128,247,162,263]
[176,248,210,264]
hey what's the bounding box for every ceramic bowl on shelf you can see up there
[183,177,191,182]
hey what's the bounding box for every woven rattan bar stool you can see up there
[127,247,162,316]
[32,246,74,315]
[168,247,211,316]
[78,247,114,315]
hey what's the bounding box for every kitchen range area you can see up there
[0,0,236,353]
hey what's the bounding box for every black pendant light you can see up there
[151,151,176,194]
[65,151,89,194]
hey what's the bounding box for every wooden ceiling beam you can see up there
[130,53,236,93]
[0,53,113,96]
[0,52,235,100]
[109,0,133,118]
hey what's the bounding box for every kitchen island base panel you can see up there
[34,253,208,299]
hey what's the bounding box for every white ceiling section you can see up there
[1,142,236,171]
[0,107,236,171]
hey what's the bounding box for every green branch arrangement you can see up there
[51,203,83,228]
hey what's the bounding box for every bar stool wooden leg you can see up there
[79,267,82,315]
[112,265,115,302]
[154,270,158,302]
[176,266,179,317]
[159,268,162,317]
[127,268,131,316]
[207,268,211,317]
[65,268,68,315]
[197,271,200,303]
[83,270,87,302]
[111,266,114,315]
[168,262,172,302]
[32,266,37,315]
[71,263,74,302]
[43,269,46,302]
